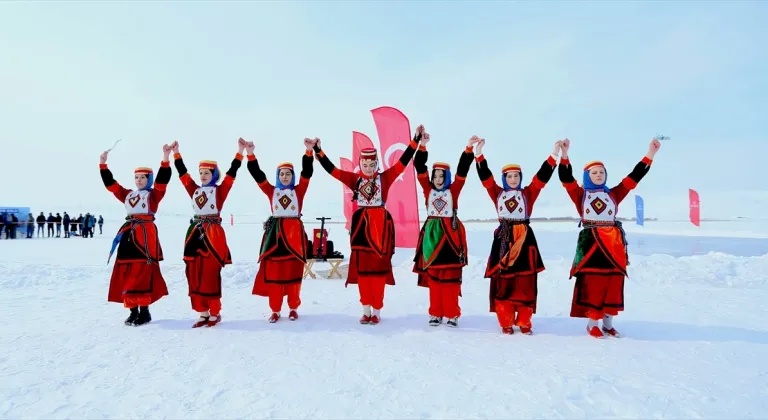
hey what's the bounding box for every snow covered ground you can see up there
[2,218,768,419]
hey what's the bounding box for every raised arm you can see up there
[244,141,274,197]
[312,140,359,190]
[216,138,247,205]
[449,137,477,196]
[380,125,423,187]
[558,139,584,209]
[413,137,432,195]
[295,138,316,200]
[473,139,503,202]
[522,140,562,203]
[609,138,660,204]
[171,141,199,198]
[99,150,131,202]
[149,144,173,204]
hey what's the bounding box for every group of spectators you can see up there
[0,212,104,239]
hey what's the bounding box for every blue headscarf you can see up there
[275,167,295,190]
[203,167,220,187]
[141,173,154,191]
[501,169,523,191]
[134,167,154,191]
[582,162,610,193]
[431,167,452,191]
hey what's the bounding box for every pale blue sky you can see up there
[1,1,766,220]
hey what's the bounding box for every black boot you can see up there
[132,306,152,326]
[124,307,139,325]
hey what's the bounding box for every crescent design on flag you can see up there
[384,143,408,182]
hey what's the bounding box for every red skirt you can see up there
[183,220,232,266]
[489,274,538,313]
[107,261,168,304]
[253,216,308,297]
[185,255,224,298]
[253,258,305,297]
[570,272,625,318]
[346,249,396,287]
[346,207,396,287]
[416,267,463,293]
[413,216,466,288]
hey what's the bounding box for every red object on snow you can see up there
[688,189,700,227]
[312,228,328,256]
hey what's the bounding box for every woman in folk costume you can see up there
[475,138,562,335]
[171,139,245,328]
[99,145,173,326]
[312,126,424,324]
[558,138,661,338]
[412,135,479,327]
[249,138,315,323]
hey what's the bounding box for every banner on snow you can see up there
[339,107,421,248]
[370,106,420,248]
[634,195,644,226]
[339,157,355,231]
[0,207,31,223]
[688,189,700,227]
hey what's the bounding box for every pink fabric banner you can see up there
[339,157,355,231]
[370,106,420,248]
[689,188,700,227]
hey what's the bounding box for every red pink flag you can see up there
[339,157,355,231]
[688,188,700,227]
[370,106,420,248]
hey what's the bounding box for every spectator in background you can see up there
[26,214,34,238]
[98,215,103,234]
[77,213,83,235]
[55,212,62,237]
[2,213,8,239]
[46,213,54,237]
[1,212,7,239]
[82,212,91,238]
[36,212,45,237]
[83,212,96,238]
[63,212,70,238]
[9,214,17,239]
[89,213,96,238]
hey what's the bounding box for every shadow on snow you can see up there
[148,313,768,344]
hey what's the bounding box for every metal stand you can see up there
[315,217,331,260]
[303,216,344,280]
